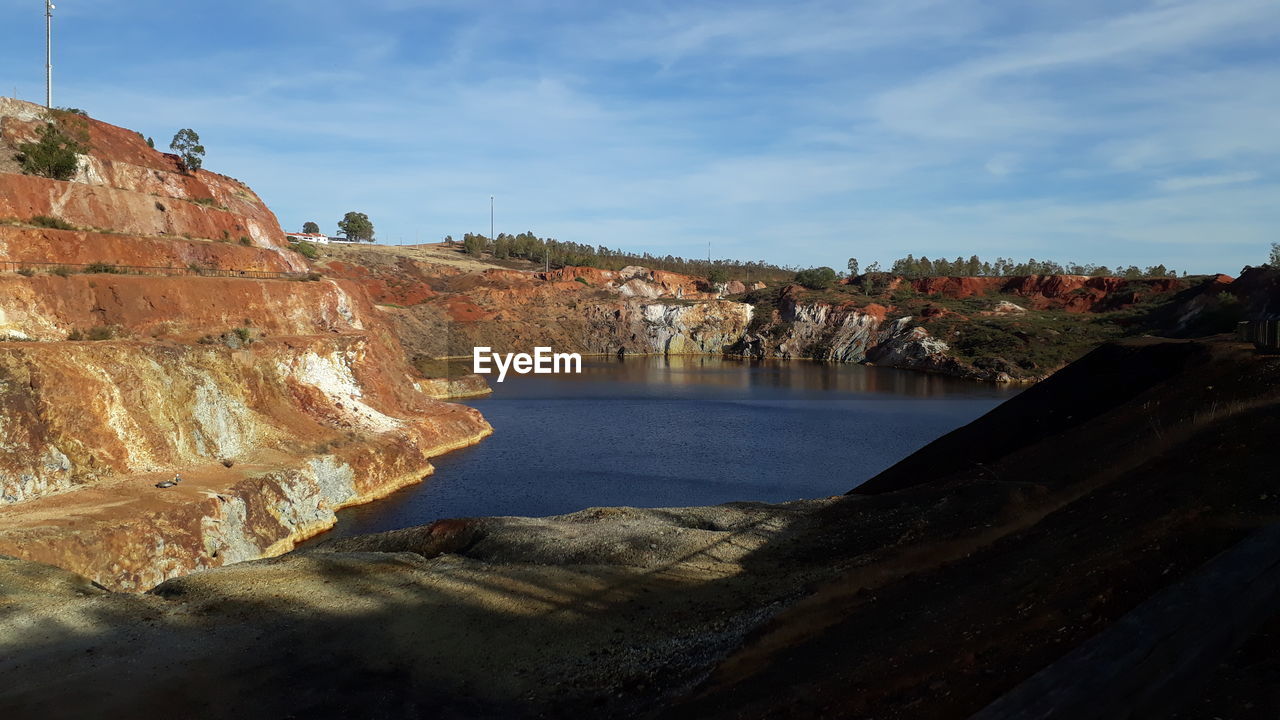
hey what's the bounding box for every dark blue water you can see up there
[313,356,1020,540]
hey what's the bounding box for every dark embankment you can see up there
[667,335,1280,719]
[853,336,1210,495]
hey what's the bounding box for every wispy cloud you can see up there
[2,0,1277,273]
[1158,172,1261,192]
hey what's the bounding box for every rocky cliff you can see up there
[318,243,1203,383]
[0,100,490,590]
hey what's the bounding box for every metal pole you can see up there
[45,1,53,108]
[490,195,494,243]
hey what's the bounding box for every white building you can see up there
[284,232,330,244]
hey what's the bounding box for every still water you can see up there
[314,356,1020,540]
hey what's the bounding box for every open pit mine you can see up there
[2,100,1277,720]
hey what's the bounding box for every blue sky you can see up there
[2,1,1277,274]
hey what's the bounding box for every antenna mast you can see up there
[45,1,55,108]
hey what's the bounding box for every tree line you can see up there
[848,255,1180,280]
[451,231,797,282]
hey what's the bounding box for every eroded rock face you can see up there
[638,301,754,355]
[0,98,299,264]
[416,374,493,400]
[912,274,1185,313]
[0,333,491,589]
[0,100,493,590]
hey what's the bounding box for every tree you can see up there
[1270,242,1280,267]
[337,211,374,242]
[707,267,730,285]
[169,129,205,174]
[146,136,155,149]
[302,221,321,234]
[15,120,88,181]
[846,258,859,276]
[462,233,486,256]
[793,266,837,290]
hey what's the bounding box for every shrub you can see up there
[84,262,118,274]
[50,265,73,277]
[68,326,115,341]
[234,326,252,342]
[794,266,837,290]
[575,276,590,286]
[16,267,35,277]
[15,120,89,181]
[30,215,76,230]
[239,236,252,246]
[707,267,730,286]
[291,241,319,259]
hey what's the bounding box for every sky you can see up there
[1,0,1277,274]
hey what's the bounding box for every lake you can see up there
[311,356,1021,540]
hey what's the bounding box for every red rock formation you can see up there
[909,274,1188,313]
[910,276,1007,298]
[0,100,492,590]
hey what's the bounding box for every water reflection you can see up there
[458,354,1001,398]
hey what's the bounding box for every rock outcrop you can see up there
[0,100,491,590]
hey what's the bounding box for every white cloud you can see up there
[1157,172,1260,192]
[984,154,1019,177]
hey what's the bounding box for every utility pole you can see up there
[490,195,494,243]
[45,1,55,108]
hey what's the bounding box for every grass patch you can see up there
[30,215,77,231]
[290,241,319,260]
[68,326,116,341]
[190,197,228,211]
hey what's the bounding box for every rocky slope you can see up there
[2,334,1276,718]
[319,242,1210,383]
[0,100,490,590]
